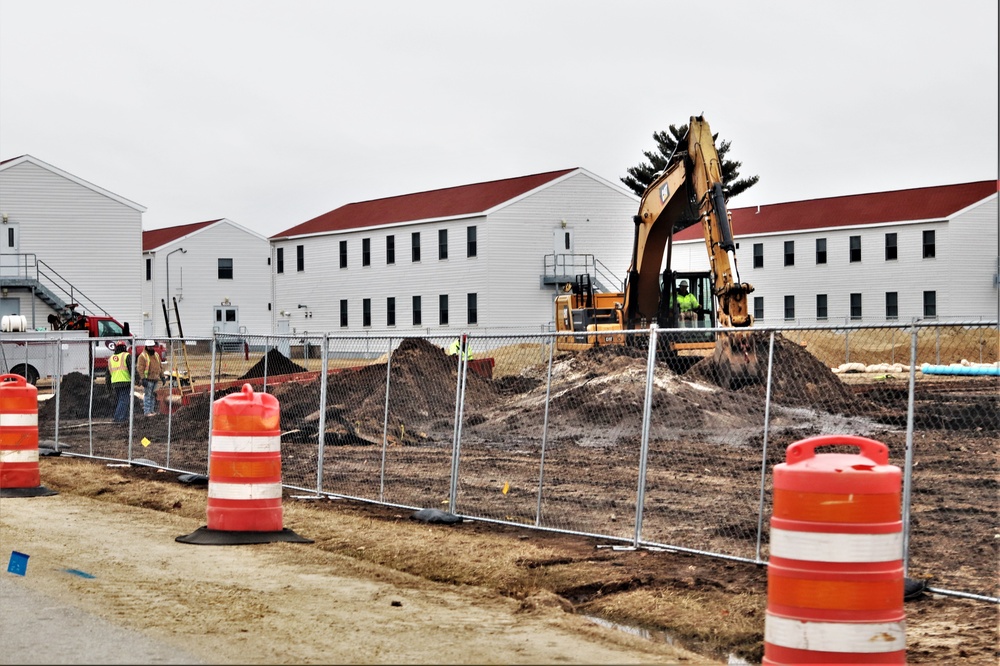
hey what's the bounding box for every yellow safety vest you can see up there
[447,339,473,361]
[109,352,131,384]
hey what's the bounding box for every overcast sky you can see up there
[1,0,997,238]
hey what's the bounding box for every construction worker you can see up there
[447,334,474,361]
[135,341,163,416]
[108,342,133,423]
[674,280,701,327]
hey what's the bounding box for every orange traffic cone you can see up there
[177,383,310,545]
[0,374,57,497]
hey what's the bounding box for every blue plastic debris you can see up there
[7,551,29,576]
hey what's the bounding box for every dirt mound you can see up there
[687,334,862,414]
[38,372,122,420]
[240,349,307,379]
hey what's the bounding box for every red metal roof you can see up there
[674,180,999,241]
[271,168,578,239]
[142,220,221,251]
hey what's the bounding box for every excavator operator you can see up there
[674,280,701,327]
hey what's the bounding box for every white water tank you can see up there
[1,315,28,332]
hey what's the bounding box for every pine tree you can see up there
[620,122,759,200]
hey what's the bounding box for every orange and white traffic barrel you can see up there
[206,383,284,532]
[764,434,905,665]
[176,383,310,545]
[0,374,56,497]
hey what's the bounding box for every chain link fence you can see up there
[13,322,998,602]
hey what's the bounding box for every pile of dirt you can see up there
[240,348,308,379]
[35,335,863,452]
[37,372,126,420]
[276,338,500,446]
[478,344,770,446]
[687,333,862,414]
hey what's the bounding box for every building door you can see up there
[0,297,19,319]
[213,306,240,334]
[552,228,575,278]
[274,317,291,358]
[552,228,574,255]
[0,221,20,277]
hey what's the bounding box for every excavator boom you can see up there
[555,115,761,387]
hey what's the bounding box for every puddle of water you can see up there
[583,615,753,665]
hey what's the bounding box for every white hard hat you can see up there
[145,340,156,347]
[679,280,689,287]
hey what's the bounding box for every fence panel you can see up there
[452,334,555,526]
[24,321,998,601]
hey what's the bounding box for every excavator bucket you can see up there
[711,332,766,389]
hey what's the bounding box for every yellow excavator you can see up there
[554,115,762,387]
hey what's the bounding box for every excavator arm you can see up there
[624,116,760,386]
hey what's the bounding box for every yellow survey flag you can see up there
[140,437,151,448]
[502,481,510,495]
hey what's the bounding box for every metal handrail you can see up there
[543,253,623,293]
[0,253,111,317]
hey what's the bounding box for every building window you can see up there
[412,295,422,325]
[850,293,863,320]
[339,240,348,269]
[362,238,371,267]
[362,298,371,327]
[753,243,763,268]
[439,294,449,325]
[218,258,234,280]
[296,245,304,272]
[923,291,937,318]
[886,292,898,319]
[276,247,284,274]
[411,232,421,262]
[816,294,827,320]
[438,229,448,260]
[922,230,936,258]
[783,295,795,320]
[467,293,478,324]
[339,300,348,327]
[815,238,827,264]
[386,235,395,264]
[145,258,151,281]
[467,226,477,257]
[849,236,861,263]
[783,241,794,267]
[386,297,396,326]
[885,233,897,261]
[753,296,764,320]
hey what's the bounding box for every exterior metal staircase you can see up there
[0,253,112,322]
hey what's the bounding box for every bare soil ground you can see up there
[29,334,1000,663]
[7,457,997,665]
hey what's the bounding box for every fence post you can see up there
[262,335,270,391]
[379,337,394,503]
[534,333,557,527]
[632,325,658,548]
[87,336,96,457]
[755,330,777,562]
[53,336,62,447]
[207,334,218,473]
[316,334,329,494]
[448,336,470,515]
[901,325,919,576]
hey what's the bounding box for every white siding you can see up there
[144,220,272,338]
[271,171,638,337]
[0,158,144,330]
[672,194,999,324]
[484,172,636,331]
